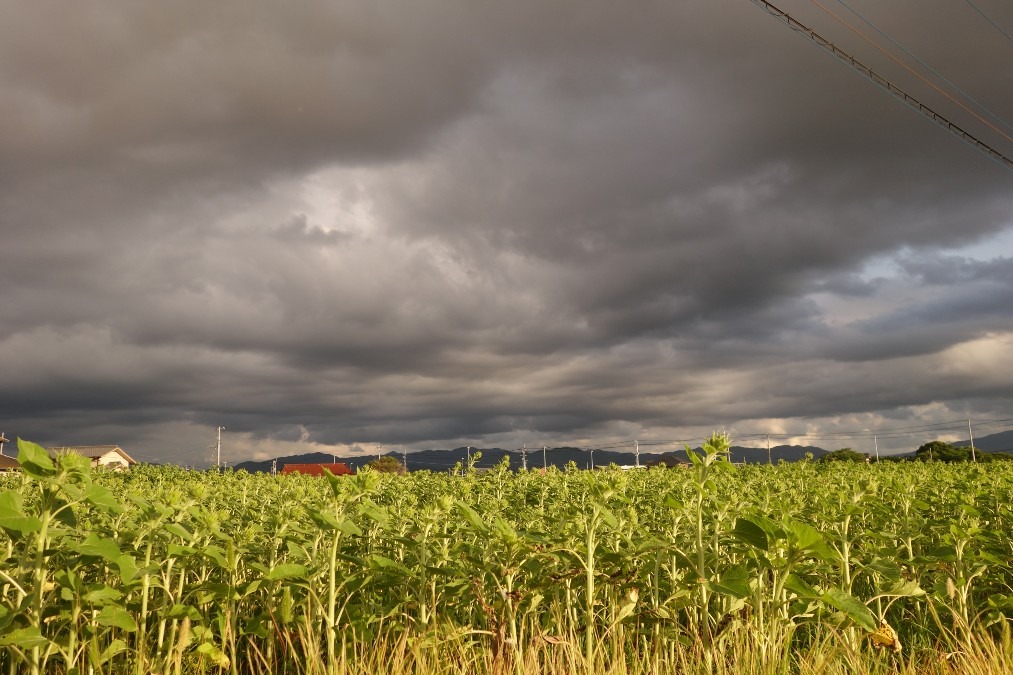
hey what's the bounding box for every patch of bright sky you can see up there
[811,225,1013,327]
[861,225,1013,281]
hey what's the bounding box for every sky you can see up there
[2,0,1012,465]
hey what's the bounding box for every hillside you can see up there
[234,443,830,473]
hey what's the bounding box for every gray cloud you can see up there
[1,0,1012,463]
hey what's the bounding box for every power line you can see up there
[747,0,1013,171]
[833,0,1013,134]
[964,0,1013,44]
[807,0,1013,144]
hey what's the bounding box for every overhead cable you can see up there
[747,0,1013,171]
[964,0,1013,44]
[808,0,1013,144]
[834,0,1013,133]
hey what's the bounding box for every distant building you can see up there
[50,445,137,470]
[0,455,19,472]
[280,463,354,477]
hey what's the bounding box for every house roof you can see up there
[0,455,20,470]
[49,445,138,464]
[280,463,354,476]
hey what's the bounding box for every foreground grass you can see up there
[222,621,1013,675]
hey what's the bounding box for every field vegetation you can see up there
[2,435,1013,674]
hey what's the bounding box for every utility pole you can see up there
[542,445,547,470]
[635,440,640,467]
[521,445,528,471]
[0,432,8,457]
[467,446,471,464]
[216,426,225,471]
[402,448,408,471]
[968,419,977,463]
[766,434,771,465]
[590,448,594,470]
[874,435,880,462]
[271,458,277,477]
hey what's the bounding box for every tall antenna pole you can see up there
[216,426,225,471]
[968,419,977,463]
[747,0,1013,171]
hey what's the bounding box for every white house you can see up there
[50,445,137,470]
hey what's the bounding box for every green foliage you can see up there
[819,448,869,463]
[916,440,974,462]
[364,455,406,474]
[3,439,1013,673]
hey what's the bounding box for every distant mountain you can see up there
[234,452,366,474]
[953,430,1013,453]
[234,443,830,474]
[651,445,828,466]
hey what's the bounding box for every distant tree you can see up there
[364,456,406,474]
[818,448,868,463]
[915,441,972,463]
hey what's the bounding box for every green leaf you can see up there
[784,574,820,599]
[116,554,138,584]
[710,565,752,599]
[455,502,489,533]
[866,558,902,582]
[196,642,230,669]
[786,520,823,551]
[883,580,925,598]
[733,518,769,551]
[614,601,637,623]
[337,519,363,537]
[786,520,835,560]
[710,577,751,599]
[821,588,876,631]
[0,626,52,649]
[0,491,42,534]
[202,545,228,569]
[84,484,124,515]
[307,508,341,531]
[98,638,128,664]
[17,438,57,479]
[164,523,194,541]
[75,534,123,562]
[96,605,138,632]
[266,564,309,581]
[594,502,619,529]
[663,493,684,510]
[85,585,124,605]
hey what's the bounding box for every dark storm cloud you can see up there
[1,0,1011,463]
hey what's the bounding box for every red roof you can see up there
[280,463,354,476]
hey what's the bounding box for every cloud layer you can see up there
[2,0,1012,463]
